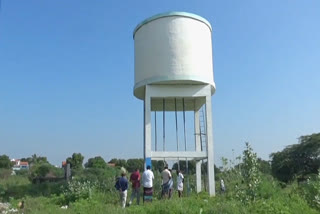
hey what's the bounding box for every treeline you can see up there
[1,133,320,184]
[107,158,222,176]
[270,133,320,183]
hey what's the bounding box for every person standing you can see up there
[161,166,172,198]
[168,169,174,199]
[177,170,184,198]
[142,165,154,203]
[129,168,141,205]
[220,179,226,193]
[115,172,129,208]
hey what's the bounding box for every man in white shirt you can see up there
[220,179,226,193]
[161,166,172,198]
[177,170,184,197]
[142,165,154,203]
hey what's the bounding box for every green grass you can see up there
[1,167,320,213]
[7,189,316,214]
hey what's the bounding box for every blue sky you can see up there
[0,0,319,166]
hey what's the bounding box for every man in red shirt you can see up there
[129,168,141,205]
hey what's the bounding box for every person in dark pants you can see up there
[115,172,129,208]
[161,166,172,198]
[129,168,141,205]
[142,165,154,203]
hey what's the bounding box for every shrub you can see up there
[61,180,96,204]
[299,171,320,210]
[235,142,261,203]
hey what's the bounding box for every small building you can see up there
[62,161,67,168]
[20,162,29,170]
[11,159,29,170]
[107,163,116,167]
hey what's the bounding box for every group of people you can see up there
[114,165,184,208]
[161,166,184,198]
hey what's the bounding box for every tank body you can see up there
[133,12,215,100]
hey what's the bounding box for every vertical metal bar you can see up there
[143,100,145,161]
[175,98,179,152]
[183,98,187,151]
[155,111,157,151]
[183,98,190,195]
[163,98,165,152]
[175,98,180,170]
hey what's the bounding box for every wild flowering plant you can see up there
[235,142,261,203]
[62,180,96,204]
[305,171,320,209]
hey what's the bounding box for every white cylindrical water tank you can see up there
[133,12,215,100]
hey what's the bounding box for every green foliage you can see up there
[15,169,29,177]
[235,142,261,203]
[61,180,96,204]
[200,161,221,178]
[32,163,51,177]
[256,175,280,199]
[29,163,63,180]
[109,158,127,168]
[0,173,63,201]
[271,133,320,183]
[0,169,12,179]
[0,155,13,169]
[299,171,320,210]
[67,153,84,170]
[73,167,119,193]
[85,156,107,169]
[108,158,169,173]
[309,172,320,209]
[172,160,196,174]
[151,160,166,172]
[21,154,49,165]
[3,136,320,213]
[126,158,144,172]
[257,158,271,174]
[14,191,318,214]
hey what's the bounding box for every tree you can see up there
[108,158,118,164]
[235,142,261,203]
[66,153,84,169]
[108,158,127,169]
[271,133,320,182]
[172,160,196,174]
[109,158,169,172]
[200,161,221,178]
[85,156,107,169]
[126,158,144,172]
[152,160,167,172]
[29,162,63,180]
[33,163,51,177]
[21,154,48,165]
[257,158,271,174]
[0,155,12,169]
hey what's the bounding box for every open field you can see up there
[1,137,320,214]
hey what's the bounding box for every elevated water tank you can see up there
[133,12,215,100]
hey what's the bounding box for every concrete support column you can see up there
[144,85,152,168]
[194,101,202,193]
[205,93,215,196]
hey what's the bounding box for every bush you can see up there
[61,180,96,204]
[72,167,119,193]
[15,169,29,177]
[0,169,12,179]
[299,172,320,210]
[29,163,63,180]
